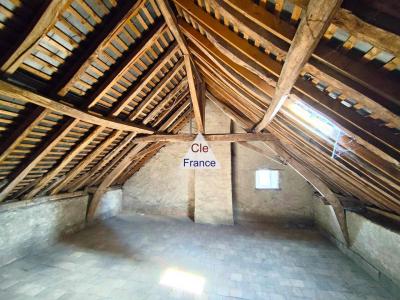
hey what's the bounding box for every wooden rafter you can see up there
[177,15,400,160]
[220,0,400,119]
[87,20,167,108]
[156,0,205,133]
[110,42,180,116]
[0,107,47,165]
[129,57,185,120]
[50,130,122,195]
[254,0,341,131]
[0,80,154,134]
[56,0,148,96]
[68,132,137,192]
[0,119,79,202]
[23,126,106,199]
[0,0,73,74]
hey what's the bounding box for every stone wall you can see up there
[0,192,88,267]
[232,129,314,224]
[122,140,193,219]
[194,101,233,225]
[93,188,123,220]
[122,101,314,225]
[314,198,400,292]
[123,102,233,223]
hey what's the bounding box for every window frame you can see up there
[255,169,281,190]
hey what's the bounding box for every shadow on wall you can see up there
[60,218,138,260]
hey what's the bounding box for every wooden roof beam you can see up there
[68,132,137,192]
[23,126,106,199]
[87,20,166,108]
[156,0,205,133]
[110,42,180,116]
[133,133,277,143]
[50,130,122,195]
[0,119,79,202]
[0,80,154,134]
[177,16,400,161]
[128,57,185,121]
[254,0,342,131]
[55,0,148,96]
[222,0,400,118]
[143,78,188,125]
[0,0,73,74]
[0,107,47,165]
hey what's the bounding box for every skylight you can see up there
[286,101,340,141]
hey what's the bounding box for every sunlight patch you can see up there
[160,268,205,295]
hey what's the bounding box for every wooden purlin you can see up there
[218,0,400,122]
[177,17,400,161]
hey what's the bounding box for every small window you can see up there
[255,170,280,189]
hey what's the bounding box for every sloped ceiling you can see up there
[0,0,398,220]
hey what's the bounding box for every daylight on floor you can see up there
[0,0,399,299]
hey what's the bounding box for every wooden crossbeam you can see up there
[156,0,205,133]
[133,133,277,143]
[0,119,79,202]
[110,42,180,116]
[0,0,73,74]
[56,0,147,96]
[0,80,154,134]
[255,0,342,131]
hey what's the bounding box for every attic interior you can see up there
[0,0,399,298]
